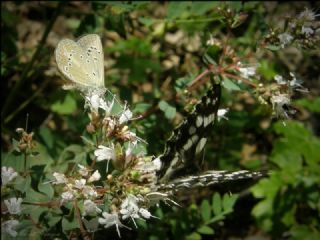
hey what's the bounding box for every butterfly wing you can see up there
[55,36,104,88]
[159,170,267,193]
[158,84,221,183]
[77,34,104,88]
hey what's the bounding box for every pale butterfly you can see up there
[55,34,105,90]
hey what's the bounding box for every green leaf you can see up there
[295,97,320,113]
[212,193,222,215]
[222,193,238,212]
[51,94,77,115]
[38,182,54,199]
[159,100,176,119]
[139,17,155,27]
[62,215,80,232]
[223,78,241,91]
[200,199,211,221]
[186,232,202,240]
[167,2,190,19]
[197,225,215,235]
[14,175,31,193]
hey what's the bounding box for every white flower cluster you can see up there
[237,62,258,79]
[53,166,101,207]
[1,166,18,186]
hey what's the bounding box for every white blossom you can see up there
[82,186,98,198]
[278,33,294,48]
[74,179,86,189]
[100,97,115,115]
[83,199,102,216]
[61,190,75,201]
[217,108,229,121]
[1,166,18,185]
[2,220,19,237]
[271,93,292,119]
[119,108,133,124]
[99,212,129,237]
[53,172,67,185]
[88,170,101,183]
[298,8,319,21]
[85,93,101,112]
[4,197,23,215]
[238,66,257,79]
[94,145,116,162]
[301,26,314,36]
[274,75,287,85]
[78,164,89,177]
[139,208,152,219]
[120,195,140,221]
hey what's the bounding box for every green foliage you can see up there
[251,121,320,238]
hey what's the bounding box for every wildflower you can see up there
[217,108,229,121]
[88,170,101,183]
[100,97,115,115]
[274,75,287,85]
[83,199,102,216]
[78,164,89,177]
[238,64,257,79]
[99,212,129,237]
[2,220,19,237]
[1,166,18,186]
[74,179,86,189]
[278,33,294,48]
[52,172,67,185]
[4,197,23,215]
[298,8,319,21]
[271,93,292,119]
[61,190,75,202]
[120,195,140,225]
[94,145,116,172]
[301,26,314,36]
[139,208,152,219]
[119,108,133,124]
[94,145,116,162]
[82,186,98,198]
[85,93,101,112]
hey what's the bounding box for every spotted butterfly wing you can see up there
[55,34,104,88]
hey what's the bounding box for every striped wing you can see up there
[158,84,221,183]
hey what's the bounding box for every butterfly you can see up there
[156,84,266,193]
[55,34,105,89]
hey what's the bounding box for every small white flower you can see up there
[139,208,151,219]
[120,195,140,221]
[217,108,229,121]
[119,108,133,124]
[88,170,101,183]
[4,197,23,215]
[298,8,319,21]
[74,179,86,189]
[83,199,102,216]
[152,157,162,171]
[94,145,116,162]
[61,190,75,201]
[1,166,18,186]
[78,164,89,177]
[278,33,294,48]
[100,97,115,115]
[301,26,314,36]
[82,186,98,198]
[271,93,292,119]
[99,212,129,237]
[238,66,257,79]
[53,172,67,185]
[274,75,287,85]
[85,93,101,112]
[2,220,19,237]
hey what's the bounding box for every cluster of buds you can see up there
[264,8,320,49]
[15,128,35,153]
